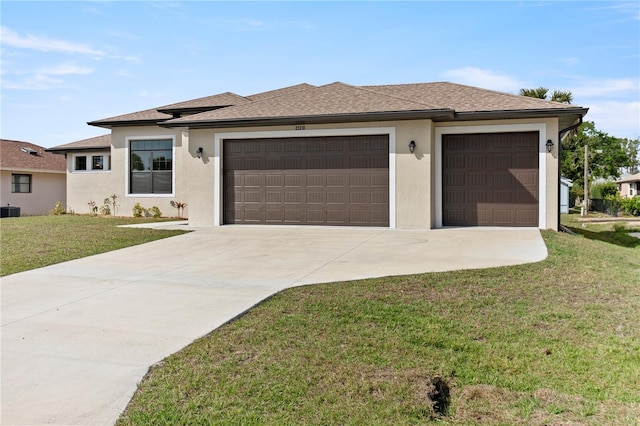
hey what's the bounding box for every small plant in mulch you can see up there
[170,201,187,219]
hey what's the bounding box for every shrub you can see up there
[621,196,640,216]
[88,201,98,215]
[99,198,111,215]
[49,201,65,215]
[613,223,627,233]
[148,206,162,218]
[133,203,146,218]
[590,181,618,199]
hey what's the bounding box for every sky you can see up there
[1,1,639,148]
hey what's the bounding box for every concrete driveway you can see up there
[1,225,547,425]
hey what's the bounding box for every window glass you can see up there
[92,155,104,170]
[75,156,87,171]
[129,139,173,194]
[11,174,31,193]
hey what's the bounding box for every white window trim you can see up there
[434,123,548,229]
[213,127,396,227]
[71,153,111,173]
[125,136,176,198]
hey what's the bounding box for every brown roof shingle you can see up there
[164,82,447,126]
[46,134,111,153]
[88,107,172,128]
[364,82,576,112]
[157,92,251,113]
[247,83,316,102]
[0,139,66,172]
[86,80,587,130]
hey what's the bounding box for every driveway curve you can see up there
[1,225,546,425]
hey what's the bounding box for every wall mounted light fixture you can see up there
[545,140,554,153]
[196,147,203,158]
[409,140,416,153]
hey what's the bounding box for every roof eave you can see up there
[156,105,233,115]
[87,119,169,129]
[448,107,589,122]
[46,146,111,154]
[160,109,456,129]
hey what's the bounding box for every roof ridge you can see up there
[355,83,443,110]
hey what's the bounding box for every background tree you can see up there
[520,87,635,186]
[621,137,640,174]
[560,121,634,188]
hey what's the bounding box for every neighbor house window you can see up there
[631,183,635,196]
[129,139,173,194]
[75,156,87,171]
[92,155,104,170]
[11,174,31,193]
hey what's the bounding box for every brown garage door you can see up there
[224,135,389,226]
[442,132,539,227]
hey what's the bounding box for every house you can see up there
[560,177,573,214]
[616,172,640,198]
[0,139,67,216]
[48,81,588,230]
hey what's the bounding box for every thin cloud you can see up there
[3,62,94,90]
[0,26,106,57]
[571,78,639,98]
[2,74,65,91]
[441,67,526,93]
[586,101,640,139]
[37,63,94,75]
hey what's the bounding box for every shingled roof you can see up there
[46,134,111,153]
[86,80,588,131]
[0,139,66,172]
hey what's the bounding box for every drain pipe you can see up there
[557,117,583,232]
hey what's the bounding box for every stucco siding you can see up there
[64,117,564,230]
[0,170,66,216]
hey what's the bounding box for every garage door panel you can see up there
[327,190,346,204]
[443,132,539,227]
[224,135,389,226]
[516,210,537,225]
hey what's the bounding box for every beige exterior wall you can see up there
[187,120,434,229]
[66,126,188,217]
[0,169,66,216]
[69,117,563,229]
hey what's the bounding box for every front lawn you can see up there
[0,215,188,276]
[117,216,640,425]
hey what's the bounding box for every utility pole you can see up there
[582,145,589,217]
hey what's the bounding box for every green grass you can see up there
[0,215,188,276]
[116,215,640,425]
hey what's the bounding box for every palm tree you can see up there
[550,90,573,104]
[520,87,573,104]
[519,87,549,99]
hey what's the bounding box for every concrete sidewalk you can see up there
[1,226,546,425]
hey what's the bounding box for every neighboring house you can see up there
[48,81,588,230]
[616,172,640,198]
[0,139,67,216]
[560,177,573,214]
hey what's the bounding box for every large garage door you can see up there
[443,132,539,227]
[224,135,389,226]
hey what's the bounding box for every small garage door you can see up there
[224,135,389,226]
[442,132,539,227]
